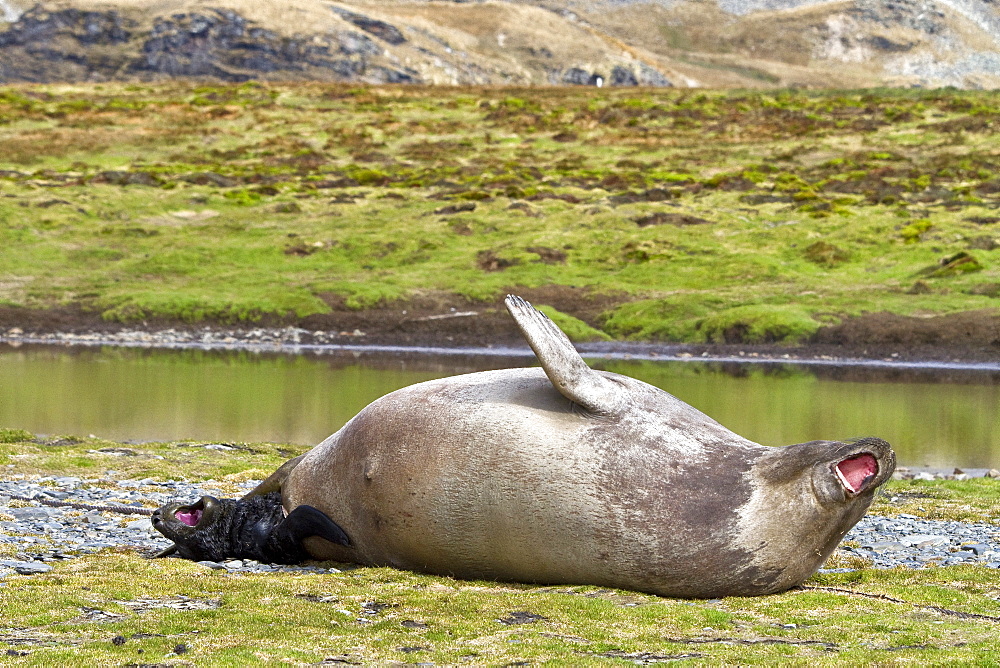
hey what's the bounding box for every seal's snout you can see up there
[829,437,895,499]
[835,453,878,495]
[774,437,894,505]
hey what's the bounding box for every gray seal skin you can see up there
[254,295,896,598]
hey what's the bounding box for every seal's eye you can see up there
[175,505,203,526]
[835,453,878,494]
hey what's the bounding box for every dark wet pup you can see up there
[151,492,350,563]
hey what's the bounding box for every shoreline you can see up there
[2,324,1000,374]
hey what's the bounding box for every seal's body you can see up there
[264,296,895,597]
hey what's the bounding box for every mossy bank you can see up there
[1,83,999,354]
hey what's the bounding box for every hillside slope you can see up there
[0,0,998,87]
[1,82,999,358]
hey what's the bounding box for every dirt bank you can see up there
[1,290,998,365]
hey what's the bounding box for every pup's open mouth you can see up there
[174,502,204,527]
[835,453,878,494]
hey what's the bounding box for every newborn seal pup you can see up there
[151,491,349,563]
[249,295,895,598]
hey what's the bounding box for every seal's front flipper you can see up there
[262,505,352,563]
[242,454,305,500]
[280,505,351,546]
[505,294,624,415]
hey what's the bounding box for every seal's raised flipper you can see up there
[505,294,623,415]
[261,504,352,563]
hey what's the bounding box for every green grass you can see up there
[2,429,1000,663]
[5,557,1000,664]
[535,304,612,342]
[1,83,999,342]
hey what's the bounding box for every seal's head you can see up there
[811,437,896,506]
[151,495,236,562]
[737,436,895,593]
[151,492,351,564]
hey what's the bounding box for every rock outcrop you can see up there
[0,5,419,83]
[0,0,998,87]
[0,1,676,86]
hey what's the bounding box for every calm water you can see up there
[1,343,998,469]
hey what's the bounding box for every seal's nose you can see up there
[850,437,896,482]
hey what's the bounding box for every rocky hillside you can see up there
[0,0,998,87]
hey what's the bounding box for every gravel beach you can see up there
[0,476,341,578]
[4,324,1000,373]
[2,474,999,581]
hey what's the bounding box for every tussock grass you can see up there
[1,83,999,342]
[535,304,612,342]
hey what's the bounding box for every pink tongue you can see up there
[837,454,878,492]
[175,509,202,526]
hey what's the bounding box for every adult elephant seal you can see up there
[236,295,895,598]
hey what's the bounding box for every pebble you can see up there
[0,325,363,354]
[0,560,53,575]
[830,514,1000,571]
[1,475,998,580]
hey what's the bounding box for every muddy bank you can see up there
[0,297,998,366]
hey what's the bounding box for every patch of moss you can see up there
[803,241,850,267]
[900,219,933,243]
[0,427,33,443]
[98,290,330,324]
[697,305,821,344]
[871,478,1000,523]
[534,305,612,342]
[917,252,984,278]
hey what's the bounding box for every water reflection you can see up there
[592,359,1000,468]
[0,344,516,447]
[1,343,997,469]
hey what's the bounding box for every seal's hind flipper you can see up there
[505,295,623,415]
[266,505,351,564]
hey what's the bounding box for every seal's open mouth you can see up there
[174,504,203,527]
[835,453,878,494]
